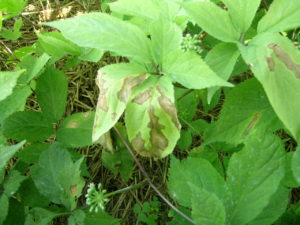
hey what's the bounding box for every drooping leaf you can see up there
[30,143,85,210]
[257,0,300,33]
[0,141,25,173]
[225,134,286,225]
[125,76,180,158]
[0,86,32,125]
[0,70,24,101]
[57,111,95,148]
[163,50,232,90]
[92,63,147,142]
[45,13,152,63]
[36,66,68,123]
[239,33,300,141]
[182,1,239,42]
[222,0,261,34]
[205,43,240,103]
[3,111,54,142]
[168,156,225,207]
[204,78,282,145]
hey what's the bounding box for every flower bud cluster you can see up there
[181,33,202,54]
[85,183,109,212]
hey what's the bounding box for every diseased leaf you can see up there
[168,156,225,207]
[36,66,68,123]
[30,143,84,210]
[257,0,300,33]
[182,1,239,42]
[163,50,232,90]
[3,111,54,142]
[125,76,180,158]
[45,13,152,63]
[93,63,147,142]
[225,134,286,225]
[222,0,261,34]
[0,70,25,101]
[57,111,95,148]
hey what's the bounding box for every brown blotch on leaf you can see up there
[111,112,117,121]
[242,113,261,138]
[157,87,181,129]
[96,72,109,112]
[132,132,145,154]
[82,112,90,118]
[266,57,275,72]
[70,185,77,196]
[268,43,300,78]
[67,121,78,128]
[118,74,147,103]
[133,89,151,104]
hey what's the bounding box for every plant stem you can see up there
[105,180,147,198]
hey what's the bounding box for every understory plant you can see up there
[1,0,300,224]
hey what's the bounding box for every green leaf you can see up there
[36,66,68,123]
[16,143,49,164]
[30,143,85,210]
[57,111,95,148]
[27,207,62,225]
[68,209,86,225]
[17,53,51,84]
[168,156,225,208]
[110,0,160,20]
[239,33,300,141]
[125,76,180,158]
[190,185,226,225]
[93,63,147,142]
[0,141,25,173]
[0,86,32,125]
[45,13,152,63]
[84,211,120,225]
[177,130,192,151]
[163,50,232,90]
[149,17,181,67]
[0,70,25,101]
[204,78,282,145]
[0,0,25,15]
[257,0,300,33]
[182,1,239,42]
[3,111,54,142]
[0,18,22,40]
[225,134,286,225]
[3,170,26,197]
[292,147,300,184]
[78,48,104,63]
[205,43,239,103]
[0,195,9,225]
[3,198,25,225]
[222,0,261,34]
[247,185,289,225]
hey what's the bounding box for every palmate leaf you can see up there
[125,76,180,158]
[239,33,300,142]
[257,0,300,33]
[45,13,152,63]
[92,63,147,142]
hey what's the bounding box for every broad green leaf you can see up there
[0,0,25,15]
[292,147,300,184]
[27,208,61,225]
[247,185,289,225]
[182,1,239,42]
[17,53,51,84]
[0,141,25,173]
[84,211,120,225]
[30,143,84,210]
[16,143,49,164]
[163,50,232,90]
[225,134,286,225]
[3,111,54,142]
[78,48,104,63]
[36,66,68,122]
[92,63,147,142]
[110,0,160,20]
[205,43,240,103]
[149,17,182,68]
[57,111,95,148]
[257,0,300,33]
[168,156,225,207]
[204,78,282,145]
[3,170,26,197]
[222,0,261,34]
[0,70,24,101]
[0,86,31,125]
[68,210,86,225]
[45,13,152,63]
[3,198,25,225]
[239,33,300,141]
[125,76,180,158]
[0,195,9,225]
[190,184,226,225]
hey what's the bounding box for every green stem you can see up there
[104,180,147,198]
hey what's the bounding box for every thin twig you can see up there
[113,126,196,225]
